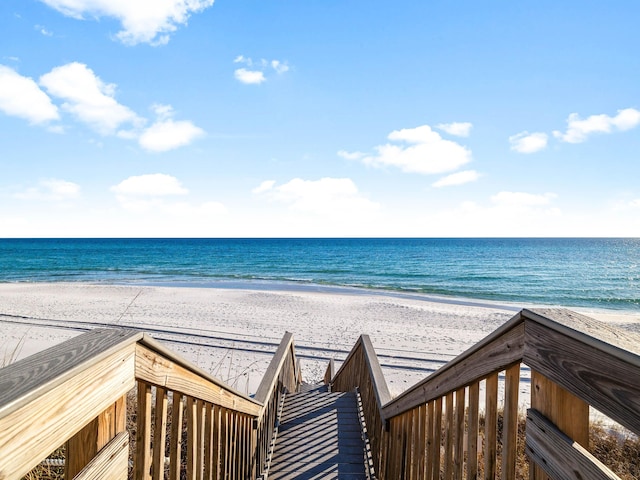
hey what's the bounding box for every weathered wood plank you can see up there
[522,308,640,362]
[135,344,261,416]
[444,392,454,480]
[66,398,126,480]
[360,335,393,408]
[152,387,168,480]
[186,397,197,480]
[467,381,480,480]
[431,397,442,480]
[136,381,153,480]
[0,345,135,480]
[169,392,184,480]
[383,320,524,419]
[526,409,620,480]
[502,363,520,480]
[0,329,141,418]
[73,431,129,480]
[525,320,640,436]
[254,332,295,404]
[484,373,498,480]
[454,387,465,479]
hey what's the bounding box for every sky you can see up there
[1,1,639,237]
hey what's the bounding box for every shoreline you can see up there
[1,282,638,398]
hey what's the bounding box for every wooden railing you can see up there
[0,329,298,480]
[253,331,301,478]
[327,308,640,480]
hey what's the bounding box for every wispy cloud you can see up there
[253,177,379,215]
[35,24,54,36]
[491,191,556,207]
[553,108,640,143]
[39,0,215,45]
[509,131,548,153]
[111,173,226,215]
[436,122,472,137]
[13,178,80,201]
[233,55,289,85]
[0,65,59,124]
[341,124,471,175]
[432,170,480,188]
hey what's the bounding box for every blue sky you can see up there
[1,1,639,237]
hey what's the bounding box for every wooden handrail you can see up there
[0,328,299,480]
[382,311,525,419]
[327,308,640,479]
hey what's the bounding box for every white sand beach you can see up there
[1,283,638,399]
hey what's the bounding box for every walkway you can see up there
[268,384,368,480]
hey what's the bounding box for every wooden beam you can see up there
[524,319,640,436]
[383,321,524,419]
[526,409,620,480]
[0,345,135,480]
[0,329,140,419]
[135,344,261,417]
[73,431,129,480]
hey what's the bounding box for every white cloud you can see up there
[337,150,365,160]
[40,62,141,135]
[139,118,204,152]
[13,179,80,201]
[110,173,226,216]
[35,25,54,36]
[352,125,472,175]
[234,68,266,85]
[271,60,289,74]
[111,173,188,196]
[491,191,556,207]
[39,0,215,46]
[432,170,480,187]
[509,131,548,153]
[252,180,275,194]
[436,122,472,137]
[553,108,640,143]
[255,177,379,216]
[233,56,289,84]
[0,65,59,124]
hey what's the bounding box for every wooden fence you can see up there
[2,307,639,479]
[0,329,299,480]
[327,308,640,480]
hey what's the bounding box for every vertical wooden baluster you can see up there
[169,393,183,480]
[152,387,168,480]
[484,373,498,480]
[196,399,205,480]
[467,382,480,480]
[406,409,414,479]
[454,387,465,479]
[186,397,197,480]
[432,397,442,480]
[418,403,427,479]
[444,392,454,480]
[136,381,153,480]
[502,364,520,480]
[426,401,435,480]
[212,405,221,480]
[203,403,212,480]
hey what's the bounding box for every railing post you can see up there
[529,370,589,480]
[65,394,127,479]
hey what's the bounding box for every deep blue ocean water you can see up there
[0,238,638,311]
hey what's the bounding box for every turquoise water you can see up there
[0,238,638,311]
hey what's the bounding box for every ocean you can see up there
[0,238,638,312]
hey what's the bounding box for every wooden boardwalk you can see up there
[268,384,368,480]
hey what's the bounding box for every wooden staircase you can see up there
[267,384,369,479]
